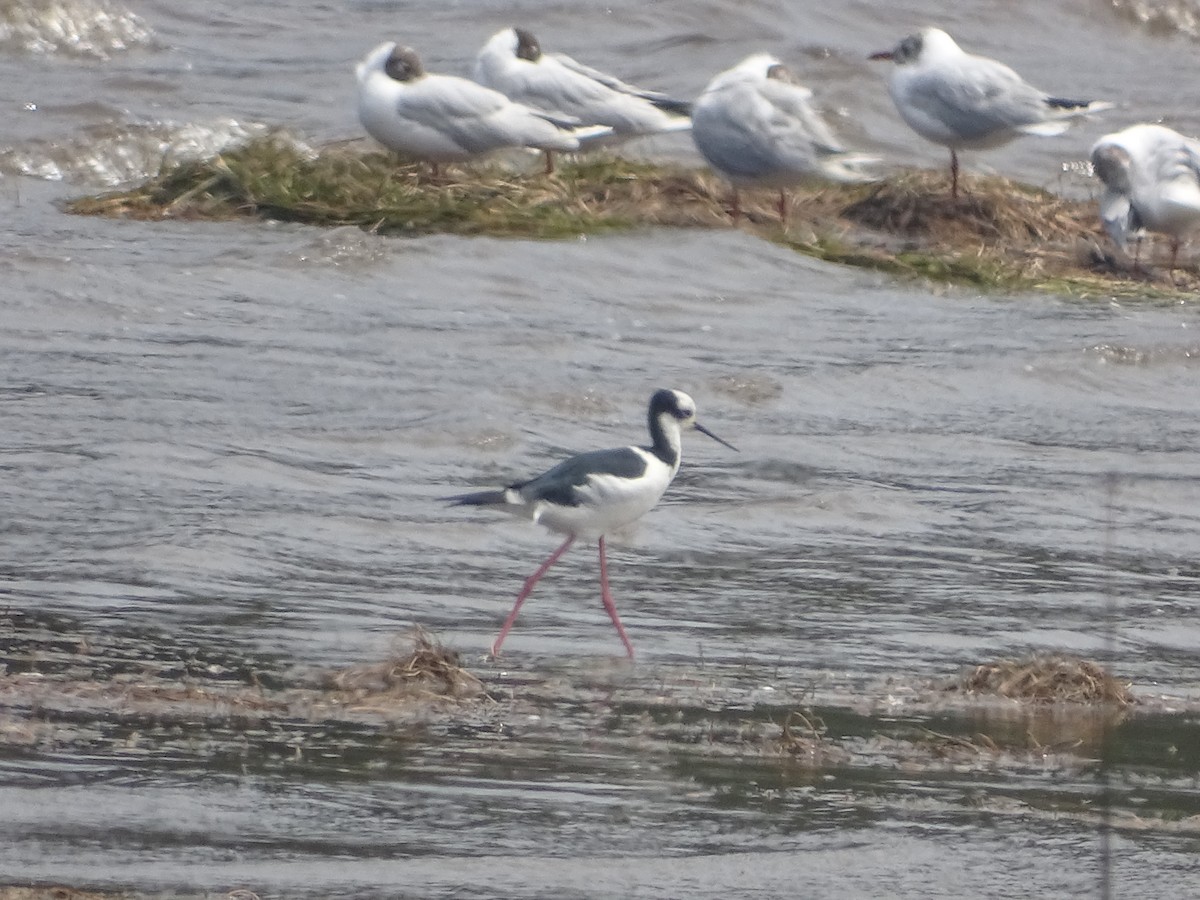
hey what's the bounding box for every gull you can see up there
[1091,124,1200,272]
[445,389,736,659]
[356,41,610,176]
[869,27,1111,197]
[691,53,878,224]
[473,27,693,141]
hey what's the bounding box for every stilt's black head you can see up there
[649,388,695,423]
[648,389,737,455]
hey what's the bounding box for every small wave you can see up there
[1110,0,1200,40]
[1087,343,1200,365]
[0,0,154,58]
[0,118,273,186]
[292,226,394,269]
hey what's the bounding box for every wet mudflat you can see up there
[3,601,1199,898]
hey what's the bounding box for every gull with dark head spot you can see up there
[445,389,736,660]
[355,41,610,177]
[869,27,1111,197]
[473,26,692,145]
[691,53,878,225]
[1091,123,1200,272]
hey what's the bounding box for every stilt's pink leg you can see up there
[597,536,635,659]
[544,150,556,175]
[778,190,788,226]
[950,149,959,199]
[491,535,575,657]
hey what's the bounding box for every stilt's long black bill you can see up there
[695,422,738,452]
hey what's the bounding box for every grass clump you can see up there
[843,171,1090,243]
[947,654,1135,706]
[66,134,716,238]
[66,134,1200,297]
[321,627,487,709]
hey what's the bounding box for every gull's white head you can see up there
[869,27,961,66]
[704,53,782,93]
[357,42,425,84]
[357,41,397,83]
[482,26,541,62]
[1091,138,1138,249]
[736,53,783,78]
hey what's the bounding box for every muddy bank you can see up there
[0,609,1189,783]
[65,136,1200,299]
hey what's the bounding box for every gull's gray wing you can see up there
[401,76,572,152]
[900,56,1054,144]
[757,77,845,155]
[550,51,691,114]
[1091,141,1138,249]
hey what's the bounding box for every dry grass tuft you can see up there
[948,654,1135,705]
[843,171,1094,244]
[321,627,486,708]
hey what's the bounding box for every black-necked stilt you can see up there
[446,388,736,659]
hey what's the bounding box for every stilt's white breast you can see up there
[533,449,673,539]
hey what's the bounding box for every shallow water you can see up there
[3,0,1200,897]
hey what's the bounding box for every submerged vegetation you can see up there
[66,134,1199,297]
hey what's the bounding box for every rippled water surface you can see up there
[3,0,1200,897]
